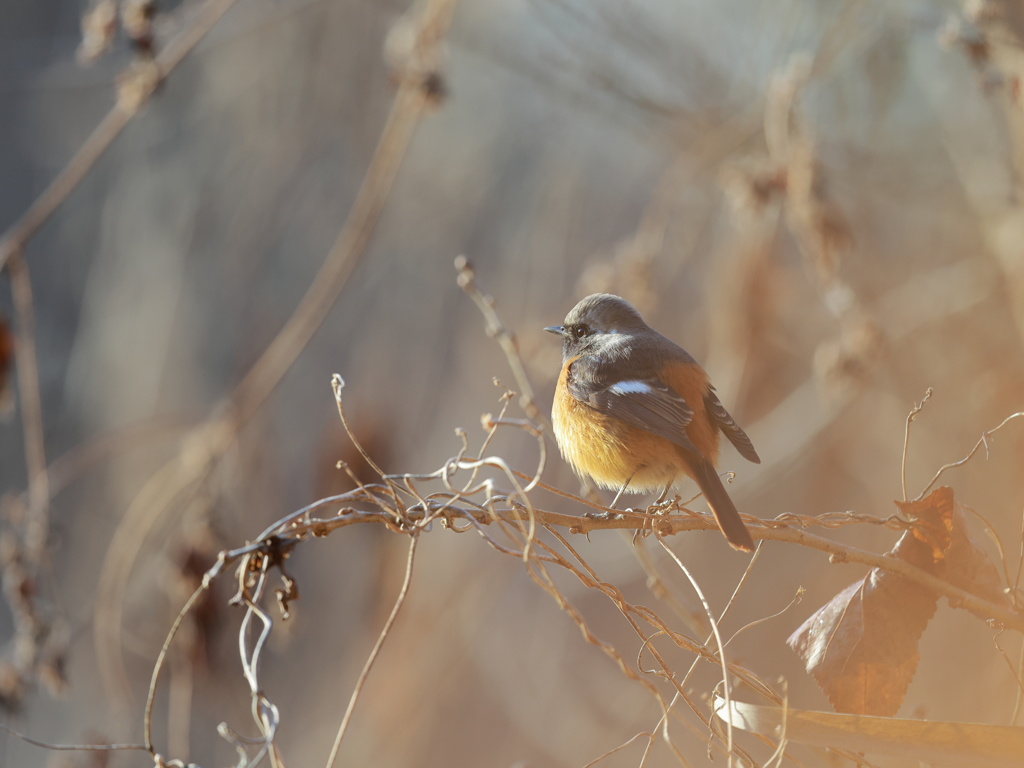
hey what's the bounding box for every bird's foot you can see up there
[649,496,679,515]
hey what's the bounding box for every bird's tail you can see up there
[690,459,755,552]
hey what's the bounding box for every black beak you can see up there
[544,325,565,336]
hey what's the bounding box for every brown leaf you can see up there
[893,485,955,565]
[787,566,936,716]
[896,486,1010,612]
[789,487,1009,715]
[945,509,1010,614]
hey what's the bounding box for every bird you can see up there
[545,293,760,551]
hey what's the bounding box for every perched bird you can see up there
[546,294,760,551]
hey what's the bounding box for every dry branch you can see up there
[0,0,242,273]
[91,0,462,707]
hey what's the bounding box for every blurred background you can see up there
[2,0,1024,765]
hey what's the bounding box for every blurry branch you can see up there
[939,2,1024,348]
[743,258,996,501]
[0,0,242,705]
[0,251,65,707]
[6,254,48,559]
[40,417,197,501]
[579,106,767,317]
[0,723,148,758]
[524,0,696,128]
[719,4,882,407]
[231,0,456,424]
[682,4,872,415]
[3,261,191,710]
[93,0,461,707]
[762,53,855,293]
[455,256,544,424]
[0,0,242,273]
[93,426,222,706]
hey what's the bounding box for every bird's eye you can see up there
[573,324,589,339]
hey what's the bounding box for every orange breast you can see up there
[551,357,720,494]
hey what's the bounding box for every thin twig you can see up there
[656,536,736,765]
[331,374,402,515]
[992,629,1024,725]
[727,588,804,648]
[0,723,148,754]
[579,730,653,768]
[902,387,933,501]
[961,502,1013,602]
[455,256,545,424]
[918,411,1024,499]
[145,575,217,754]
[324,535,419,768]
[675,545,767,694]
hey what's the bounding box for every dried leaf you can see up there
[897,486,1010,614]
[787,568,936,716]
[789,487,1005,715]
[893,485,956,565]
[715,696,1024,766]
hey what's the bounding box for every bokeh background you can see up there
[2,0,1024,765]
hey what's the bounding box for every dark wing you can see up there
[566,354,699,455]
[705,387,760,464]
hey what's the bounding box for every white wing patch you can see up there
[609,380,655,395]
